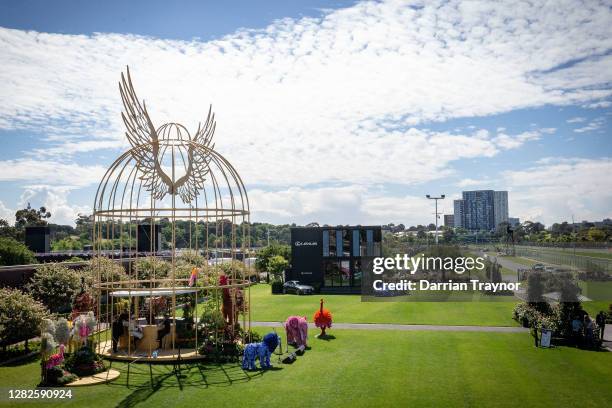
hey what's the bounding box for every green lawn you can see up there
[1,329,610,408]
[243,284,519,327]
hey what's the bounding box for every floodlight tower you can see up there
[426,194,445,244]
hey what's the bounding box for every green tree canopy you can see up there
[255,244,290,272]
[0,288,48,351]
[0,236,36,266]
[267,255,289,281]
[26,263,81,313]
[15,203,51,228]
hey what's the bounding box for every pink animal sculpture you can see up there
[284,316,308,348]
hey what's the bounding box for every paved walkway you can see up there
[251,321,528,333]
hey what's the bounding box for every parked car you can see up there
[283,280,314,295]
[532,263,545,272]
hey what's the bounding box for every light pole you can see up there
[426,194,445,244]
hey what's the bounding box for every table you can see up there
[136,325,160,353]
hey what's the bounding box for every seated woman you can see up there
[111,312,128,353]
[157,313,172,345]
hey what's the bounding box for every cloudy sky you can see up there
[0,0,611,227]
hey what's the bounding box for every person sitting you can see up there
[111,312,128,353]
[157,313,172,346]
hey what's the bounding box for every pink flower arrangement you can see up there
[45,345,65,369]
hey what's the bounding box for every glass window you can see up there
[373,229,382,256]
[323,260,340,287]
[340,260,350,286]
[353,259,362,287]
[328,230,336,257]
[352,229,360,257]
[336,230,343,257]
[342,230,351,257]
[322,230,330,257]
[366,229,374,256]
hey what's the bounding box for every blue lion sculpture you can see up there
[242,332,280,370]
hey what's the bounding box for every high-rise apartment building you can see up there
[493,191,509,228]
[462,190,495,230]
[453,199,464,228]
[453,190,510,231]
[444,214,454,227]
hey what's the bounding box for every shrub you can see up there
[81,256,127,284]
[64,345,105,377]
[26,263,80,313]
[45,366,77,386]
[178,250,206,267]
[271,280,284,294]
[268,255,289,281]
[0,236,36,266]
[134,257,170,281]
[513,302,541,328]
[255,244,290,272]
[526,271,545,303]
[0,288,48,351]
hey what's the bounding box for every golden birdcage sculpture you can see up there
[92,67,252,362]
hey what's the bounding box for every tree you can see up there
[526,271,545,303]
[134,257,170,281]
[26,263,81,313]
[51,237,83,251]
[81,256,127,284]
[587,227,606,242]
[0,219,19,240]
[0,236,36,266]
[268,255,289,282]
[255,244,291,273]
[0,288,48,351]
[15,203,51,228]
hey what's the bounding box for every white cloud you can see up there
[457,178,488,188]
[493,130,542,150]
[582,100,612,109]
[0,159,106,187]
[573,117,605,133]
[566,117,586,123]
[503,158,612,224]
[0,200,13,222]
[0,0,610,184]
[0,0,610,226]
[19,186,90,226]
[249,185,438,226]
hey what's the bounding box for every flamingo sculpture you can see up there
[313,298,332,337]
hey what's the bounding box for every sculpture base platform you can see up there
[66,369,120,386]
[98,340,206,363]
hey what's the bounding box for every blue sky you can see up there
[0,0,610,226]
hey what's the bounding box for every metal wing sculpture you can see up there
[119,67,215,204]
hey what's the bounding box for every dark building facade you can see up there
[137,224,162,252]
[288,226,382,291]
[25,226,50,253]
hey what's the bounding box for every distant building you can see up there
[453,200,464,228]
[444,214,454,227]
[454,190,510,231]
[493,191,509,228]
[462,190,495,230]
[289,225,382,292]
[508,217,520,227]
